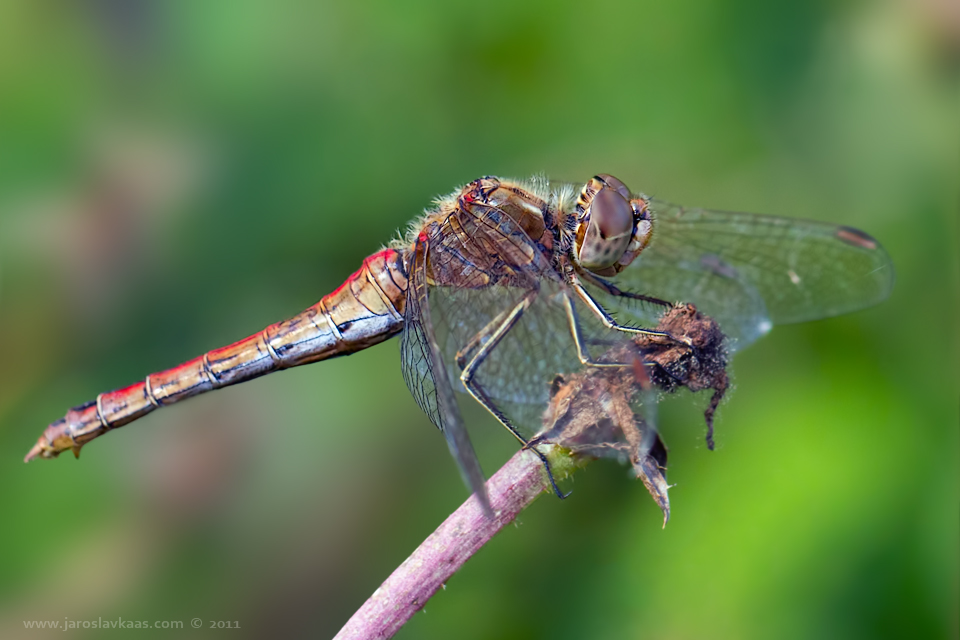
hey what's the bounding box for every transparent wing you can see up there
[603,200,895,350]
[415,199,654,457]
[431,278,603,437]
[420,198,578,437]
[399,235,491,515]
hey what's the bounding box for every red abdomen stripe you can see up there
[25,249,410,461]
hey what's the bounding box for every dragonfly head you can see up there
[574,174,653,276]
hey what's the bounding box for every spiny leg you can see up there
[577,269,673,308]
[454,303,517,373]
[455,290,568,500]
[570,272,692,347]
[562,290,700,398]
[562,292,655,368]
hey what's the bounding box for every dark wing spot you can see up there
[836,226,878,250]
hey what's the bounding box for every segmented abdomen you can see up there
[25,249,409,461]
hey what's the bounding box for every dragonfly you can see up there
[25,174,894,515]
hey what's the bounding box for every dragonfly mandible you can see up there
[25,174,895,515]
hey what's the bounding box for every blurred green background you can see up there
[1,1,957,638]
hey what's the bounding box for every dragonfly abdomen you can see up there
[25,249,410,461]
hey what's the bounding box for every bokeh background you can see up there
[1,1,957,638]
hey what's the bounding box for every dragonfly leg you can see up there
[456,291,568,500]
[562,294,700,394]
[570,275,692,347]
[562,291,659,369]
[454,305,517,371]
[577,269,673,308]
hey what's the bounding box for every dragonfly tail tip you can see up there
[23,441,45,463]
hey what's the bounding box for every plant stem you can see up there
[334,445,583,640]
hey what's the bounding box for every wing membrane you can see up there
[605,200,895,349]
[400,236,491,515]
[413,198,653,452]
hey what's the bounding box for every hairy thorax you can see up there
[392,176,580,273]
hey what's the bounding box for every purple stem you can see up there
[334,445,583,640]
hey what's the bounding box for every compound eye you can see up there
[596,174,631,200]
[578,187,633,271]
[591,187,633,240]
